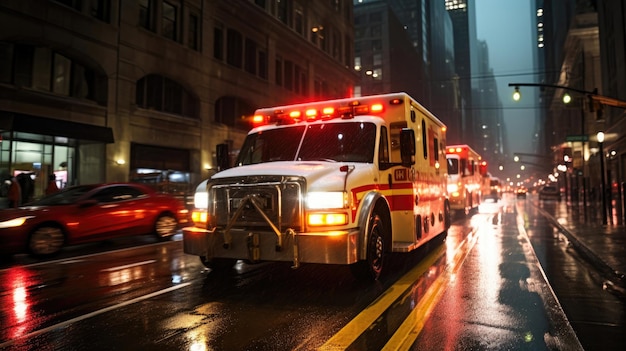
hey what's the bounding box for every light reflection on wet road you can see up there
[1,195,617,350]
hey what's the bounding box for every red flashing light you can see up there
[389,98,402,105]
[253,115,266,124]
[322,107,335,115]
[289,111,301,119]
[305,109,317,117]
[370,103,384,113]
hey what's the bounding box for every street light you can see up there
[562,92,572,104]
[597,131,608,225]
[512,86,521,101]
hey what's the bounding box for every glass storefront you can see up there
[0,130,109,208]
[0,131,76,207]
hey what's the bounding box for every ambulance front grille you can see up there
[209,175,305,232]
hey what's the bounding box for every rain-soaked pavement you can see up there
[0,193,623,350]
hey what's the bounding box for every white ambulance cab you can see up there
[183,92,450,280]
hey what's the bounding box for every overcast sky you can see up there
[475,0,537,158]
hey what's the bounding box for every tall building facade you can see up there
[475,40,505,170]
[445,0,479,147]
[354,0,462,144]
[0,0,356,206]
[353,1,428,102]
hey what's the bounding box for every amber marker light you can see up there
[308,213,348,226]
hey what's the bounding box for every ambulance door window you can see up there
[389,121,406,163]
[421,119,427,160]
[379,126,389,164]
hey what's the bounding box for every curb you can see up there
[533,203,626,299]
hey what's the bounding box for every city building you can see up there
[0,0,356,206]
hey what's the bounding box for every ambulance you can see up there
[183,92,450,280]
[446,144,483,214]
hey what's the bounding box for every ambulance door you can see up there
[382,121,417,246]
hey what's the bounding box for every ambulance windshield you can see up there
[236,122,376,166]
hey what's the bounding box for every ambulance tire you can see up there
[444,200,451,229]
[200,257,237,272]
[351,211,386,281]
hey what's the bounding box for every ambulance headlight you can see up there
[306,192,346,209]
[447,183,459,193]
[194,191,209,209]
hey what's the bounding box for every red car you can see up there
[0,183,188,257]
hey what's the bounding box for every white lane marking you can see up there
[100,260,156,272]
[0,283,191,348]
[0,238,181,272]
[59,259,87,264]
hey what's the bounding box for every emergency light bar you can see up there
[252,99,389,126]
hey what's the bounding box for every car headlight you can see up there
[306,192,346,209]
[0,216,34,229]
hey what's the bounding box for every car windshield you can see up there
[28,185,99,206]
[236,122,377,165]
[447,158,459,175]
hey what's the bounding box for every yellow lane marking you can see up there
[319,244,446,351]
[383,230,480,350]
[320,216,485,351]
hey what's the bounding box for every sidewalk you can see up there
[534,200,626,298]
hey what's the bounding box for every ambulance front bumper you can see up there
[182,226,360,265]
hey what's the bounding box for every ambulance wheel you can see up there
[200,257,237,271]
[351,211,386,281]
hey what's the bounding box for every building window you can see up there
[277,0,291,26]
[162,1,177,41]
[258,50,267,80]
[214,96,255,130]
[275,56,283,86]
[214,25,224,60]
[51,0,81,11]
[294,8,304,36]
[90,0,111,22]
[344,34,352,67]
[188,13,200,51]
[373,53,382,66]
[0,42,104,104]
[227,29,243,68]
[254,0,266,9]
[372,39,381,52]
[244,38,257,75]
[136,74,199,118]
[284,60,293,91]
[139,0,155,32]
[52,53,72,96]
[0,42,13,83]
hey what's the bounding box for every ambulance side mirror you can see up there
[216,143,230,171]
[400,128,416,167]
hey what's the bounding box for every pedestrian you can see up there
[8,176,21,208]
[45,174,59,195]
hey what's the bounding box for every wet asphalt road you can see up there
[0,194,623,350]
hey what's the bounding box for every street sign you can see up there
[566,135,588,142]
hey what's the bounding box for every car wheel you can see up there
[154,213,178,239]
[29,225,65,256]
[351,211,386,281]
